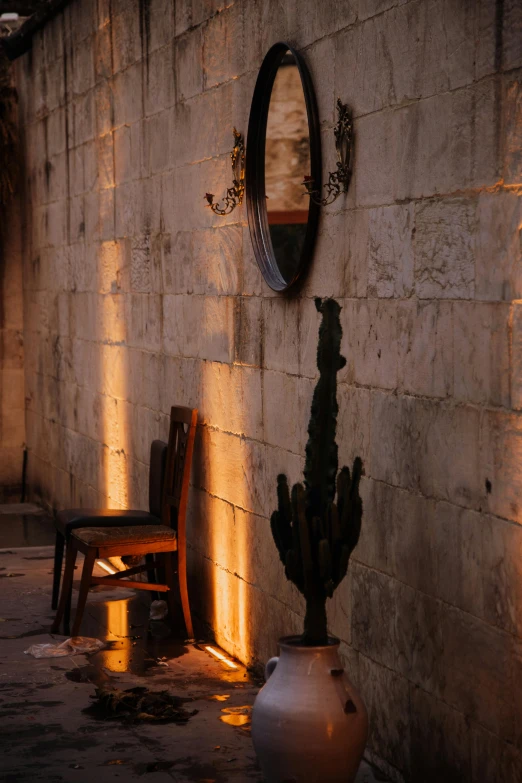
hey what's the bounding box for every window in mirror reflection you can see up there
[265,52,311,282]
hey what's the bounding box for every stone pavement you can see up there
[0,507,386,782]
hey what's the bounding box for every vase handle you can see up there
[265,656,279,681]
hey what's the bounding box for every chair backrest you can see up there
[148,440,168,517]
[161,406,198,531]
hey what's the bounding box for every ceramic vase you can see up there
[252,636,368,783]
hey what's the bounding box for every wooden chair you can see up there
[51,440,168,612]
[51,406,197,639]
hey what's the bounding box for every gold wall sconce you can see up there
[303,99,353,206]
[204,128,245,215]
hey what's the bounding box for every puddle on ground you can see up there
[23,555,53,560]
[68,596,189,677]
[0,573,24,578]
[209,694,230,702]
[219,706,252,730]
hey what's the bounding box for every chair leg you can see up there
[52,531,65,610]
[64,579,72,637]
[145,553,159,602]
[162,552,178,630]
[51,541,77,634]
[177,540,194,640]
[72,548,97,637]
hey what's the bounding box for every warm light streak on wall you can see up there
[205,645,239,669]
[201,362,252,665]
[98,240,130,509]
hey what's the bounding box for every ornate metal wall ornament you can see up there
[204,128,245,215]
[302,99,353,207]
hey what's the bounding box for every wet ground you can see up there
[0,505,386,782]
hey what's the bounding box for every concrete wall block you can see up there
[114,125,132,185]
[161,355,201,415]
[480,409,522,524]
[358,654,411,776]
[336,0,474,118]
[298,296,321,379]
[175,28,204,101]
[163,294,235,363]
[146,0,175,51]
[353,110,395,207]
[241,225,265,297]
[144,111,170,175]
[112,64,143,128]
[144,46,174,116]
[73,91,95,146]
[395,89,473,200]
[414,198,475,300]
[482,515,522,638]
[262,370,312,454]
[302,209,367,299]
[454,301,510,407]
[341,299,399,390]
[263,297,300,375]
[192,225,242,296]
[111,2,142,73]
[502,1,522,71]
[130,234,152,292]
[94,25,112,83]
[94,81,114,137]
[442,606,514,739]
[471,722,522,783]
[198,426,267,516]
[409,685,471,783]
[337,384,371,472]
[504,75,522,185]
[371,392,482,507]
[398,300,453,398]
[368,204,414,298]
[47,107,66,156]
[475,190,522,302]
[200,361,263,441]
[125,293,162,351]
[203,4,244,90]
[159,231,193,294]
[72,35,95,96]
[235,296,263,368]
[352,565,445,695]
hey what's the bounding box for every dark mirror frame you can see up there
[246,42,321,293]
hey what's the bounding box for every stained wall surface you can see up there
[14,1,522,780]
[0,55,25,500]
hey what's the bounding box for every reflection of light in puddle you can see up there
[219,706,252,729]
[210,694,230,702]
[205,645,238,669]
[96,599,130,672]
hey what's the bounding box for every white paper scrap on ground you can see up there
[24,636,105,658]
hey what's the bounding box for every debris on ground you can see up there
[24,636,106,658]
[149,599,168,620]
[85,684,198,724]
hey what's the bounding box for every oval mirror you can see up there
[246,43,321,292]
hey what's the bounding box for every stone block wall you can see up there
[0,54,25,500]
[13,0,522,780]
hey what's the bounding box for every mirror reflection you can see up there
[265,52,311,283]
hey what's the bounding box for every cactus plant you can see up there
[270,298,363,645]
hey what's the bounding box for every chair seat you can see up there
[56,509,158,536]
[72,524,177,548]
